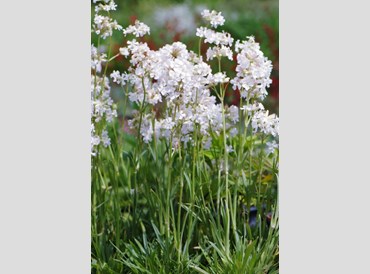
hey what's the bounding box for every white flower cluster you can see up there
[91,45,106,73]
[91,76,117,123]
[201,9,225,28]
[91,125,111,156]
[196,26,233,62]
[91,1,119,156]
[94,0,117,13]
[206,45,233,61]
[121,38,238,147]
[93,15,122,39]
[123,20,150,37]
[93,0,122,40]
[230,37,273,100]
[266,140,278,155]
[91,75,117,155]
[240,101,264,114]
[211,72,230,84]
[241,97,279,154]
[196,27,233,46]
[91,2,279,156]
[251,109,279,137]
[110,70,129,86]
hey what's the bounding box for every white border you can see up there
[0,1,90,273]
[280,0,370,272]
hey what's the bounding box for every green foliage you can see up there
[92,118,279,273]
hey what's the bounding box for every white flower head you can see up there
[206,45,233,61]
[110,70,129,86]
[94,0,117,13]
[231,37,272,100]
[91,45,107,73]
[203,137,212,150]
[266,140,279,155]
[228,105,239,123]
[210,72,230,84]
[91,75,117,156]
[230,127,238,137]
[123,20,150,37]
[196,27,233,46]
[124,40,227,147]
[201,9,225,28]
[119,47,129,57]
[251,109,279,137]
[241,102,264,113]
[93,14,122,39]
[101,130,111,147]
[226,145,234,153]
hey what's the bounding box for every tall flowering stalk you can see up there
[91,1,120,156]
[91,1,279,272]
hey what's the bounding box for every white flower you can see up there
[228,105,239,123]
[206,45,233,61]
[110,70,121,84]
[146,89,162,105]
[196,27,233,46]
[266,140,278,155]
[210,72,230,84]
[101,130,111,147]
[203,137,212,150]
[119,47,129,57]
[93,14,122,39]
[251,109,279,137]
[141,116,154,143]
[123,41,226,146]
[231,37,272,100]
[91,45,107,73]
[230,127,238,137]
[90,0,280,158]
[123,20,150,37]
[201,9,225,28]
[226,145,234,153]
[91,124,100,156]
[95,0,117,13]
[91,136,100,146]
[196,26,208,38]
[241,102,264,113]
[91,75,117,156]
[194,62,212,76]
[126,39,151,66]
[158,117,175,139]
[110,70,129,85]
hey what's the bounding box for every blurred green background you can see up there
[93,0,278,113]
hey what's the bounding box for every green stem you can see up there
[177,144,184,265]
[218,57,230,257]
